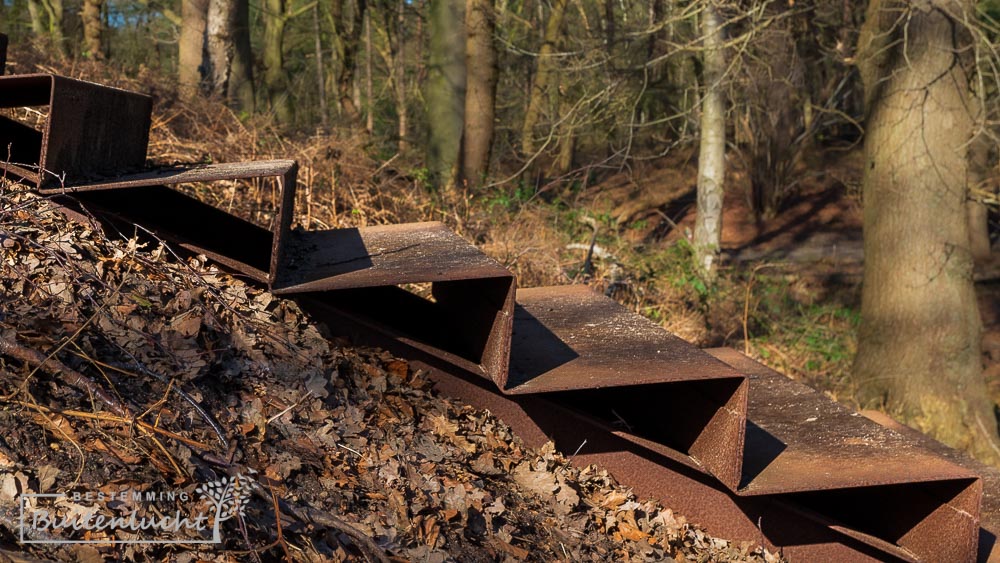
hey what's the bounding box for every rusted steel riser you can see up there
[0,74,151,188]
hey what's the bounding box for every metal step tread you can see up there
[706,348,980,493]
[273,221,513,293]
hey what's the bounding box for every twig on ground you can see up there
[0,335,130,418]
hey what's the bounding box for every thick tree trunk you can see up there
[179,0,208,97]
[263,0,293,124]
[80,0,103,58]
[460,0,497,187]
[520,0,567,156]
[854,0,1000,465]
[228,0,255,112]
[693,4,725,280]
[426,0,465,188]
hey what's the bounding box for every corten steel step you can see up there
[860,410,1000,562]
[301,285,749,487]
[707,348,983,562]
[0,73,151,189]
[280,224,516,383]
[44,161,516,385]
[45,160,298,282]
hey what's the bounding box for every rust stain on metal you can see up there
[0,74,151,189]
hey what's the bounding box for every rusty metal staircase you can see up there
[1,36,997,561]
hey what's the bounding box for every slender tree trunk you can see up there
[227,0,255,112]
[693,3,725,280]
[80,0,103,58]
[43,0,64,51]
[520,0,567,156]
[396,0,409,152]
[263,0,293,123]
[314,4,329,130]
[365,11,374,133]
[27,0,45,34]
[179,0,208,97]
[205,0,235,95]
[460,0,497,187]
[854,0,1000,465]
[426,0,466,188]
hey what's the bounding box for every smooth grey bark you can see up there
[693,4,726,280]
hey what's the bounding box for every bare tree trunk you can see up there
[426,0,465,188]
[365,11,374,133]
[330,0,367,123]
[693,3,725,281]
[43,0,64,51]
[396,0,409,152]
[205,0,235,95]
[27,0,45,34]
[520,0,567,156]
[28,0,66,54]
[179,0,208,97]
[228,0,255,112]
[460,0,497,187]
[313,4,329,130]
[263,0,293,123]
[854,0,1000,465]
[80,0,103,58]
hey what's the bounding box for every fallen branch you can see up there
[0,335,131,418]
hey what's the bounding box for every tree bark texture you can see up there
[205,0,236,95]
[81,0,103,58]
[331,0,367,123]
[854,0,1000,465]
[179,0,208,97]
[263,0,293,123]
[520,0,567,156]
[426,0,465,188]
[227,0,255,112]
[314,4,329,129]
[460,0,498,187]
[693,3,725,281]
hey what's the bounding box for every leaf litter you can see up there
[0,188,780,562]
